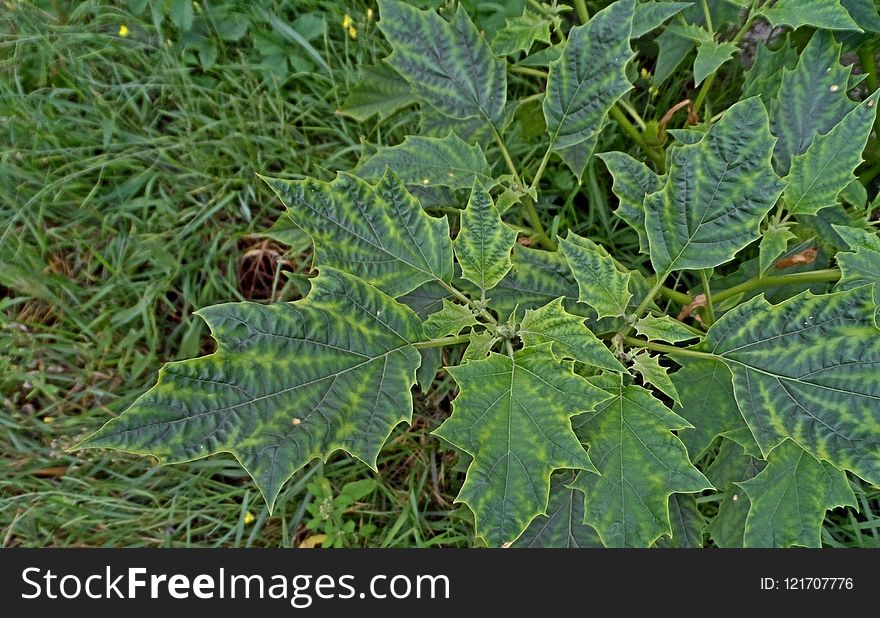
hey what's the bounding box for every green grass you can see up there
[0,0,470,548]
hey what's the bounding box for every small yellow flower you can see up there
[367,8,373,21]
[640,67,650,80]
[343,14,353,28]
[244,511,255,524]
[118,24,130,37]
[348,25,357,40]
[43,416,54,424]
[649,85,660,98]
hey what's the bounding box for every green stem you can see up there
[692,73,716,116]
[700,269,716,326]
[528,146,553,194]
[700,0,713,33]
[437,280,498,325]
[490,123,523,187]
[622,336,716,359]
[490,119,554,250]
[610,105,665,170]
[617,98,646,130]
[658,284,692,306]
[713,269,841,304]
[616,277,668,341]
[508,65,548,79]
[858,46,879,94]
[572,0,589,23]
[693,2,757,116]
[522,195,557,250]
[414,335,471,349]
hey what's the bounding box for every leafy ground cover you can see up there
[3,0,880,548]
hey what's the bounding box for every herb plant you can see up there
[80,0,880,548]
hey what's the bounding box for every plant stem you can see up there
[508,65,548,79]
[609,105,665,170]
[529,146,554,194]
[712,269,841,304]
[692,2,757,116]
[572,0,589,23]
[658,284,692,306]
[490,123,523,187]
[700,0,713,32]
[414,335,471,349]
[617,98,646,130]
[622,336,716,360]
[700,269,716,326]
[858,46,879,94]
[522,196,557,250]
[692,73,716,116]
[437,280,498,325]
[490,119,555,250]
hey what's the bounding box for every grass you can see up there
[1,0,470,548]
[2,0,878,548]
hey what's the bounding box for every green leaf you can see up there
[356,134,496,191]
[631,351,680,405]
[417,348,442,392]
[491,13,552,57]
[169,0,194,31]
[833,224,880,318]
[338,62,419,122]
[598,151,662,254]
[742,39,798,103]
[671,357,748,459]
[559,233,632,319]
[738,440,855,547]
[462,331,497,362]
[654,28,695,84]
[645,97,784,276]
[436,345,609,546]
[841,0,880,32]
[519,298,625,372]
[378,0,506,125]
[488,246,580,320]
[543,0,635,179]
[694,41,738,87]
[758,222,796,274]
[656,494,705,548]
[631,1,692,38]
[770,31,857,175]
[262,170,453,297]
[635,315,700,344]
[78,268,422,510]
[454,183,518,292]
[571,380,712,547]
[423,299,479,338]
[783,92,879,216]
[398,281,450,319]
[706,438,766,547]
[759,0,862,31]
[513,474,603,547]
[708,286,880,485]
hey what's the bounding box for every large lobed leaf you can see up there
[783,92,879,216]
[454,183,518,292]
[769,31,857,175]
[435,344,610,546]
[356,133,496,191]
[378,0,506,125]
[707,286,880,485]
[645,97,785,276]
[79,268,423,510]
[571,377,712,547]
[263,170,453,297]
[543,0,635,179]
[738,440,855,547]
